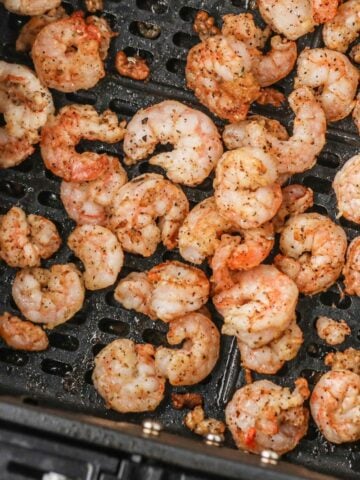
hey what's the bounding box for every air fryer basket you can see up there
[0,1,359,479]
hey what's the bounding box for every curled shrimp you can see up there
[213,264,298,348]
[12,264,85,328]
[0,132,34,168]
[296,48,359,122]
[353,94,360,134]
[0,206,61,268]
[275,213,347,295]
[226,378,310,455]
[343,236,360,295]
[60,158,128,226]
[114,261,210,322]
[323,0,360,53]
[3,0,61,15]
[155,312,220,386]
[272,184,314,233]
[325,347,360,374]
[32,12,106,92]
[108,173,189,257]
[0,312,48,351]
[41,104,126,182]
[92,339,165,413]
[123,100,223,186]
[68,225,124,290]
[223,87,327,175]
[316,316,351,346]
[214,147,282,230]
[333,155,360,224]
[238,317,303,375]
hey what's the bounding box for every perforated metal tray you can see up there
[0,1,359,479]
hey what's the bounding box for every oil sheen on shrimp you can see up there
[323,0,360,53]
[226,379,310,455]
[60,157,128,226]
[93,339,165,413]
[275,213,347,295]
[343,236,360,296]
[108,173,189,257]
[214,147,282,230]
[155,312,220,386]
[213,264,298,348]
[32,12,106,92]
[296,48,359,122]
[41,104,126,182]
[123,100,223,186]
[0,206,61,268]
[114,261,210,322]
[68,225,124,290]
[12,264,85,328]
[0,312,48,351]
[333,155,360,224]
[3,0,61,15]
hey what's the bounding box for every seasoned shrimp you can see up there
[238,318,303,374]
[353,94,360,134]
[221,13,271,50]
[350,44,360,63]
[296,48,359,122]
[92,339,165,413]
[60,158,127,226]
[0,312,48,351]
[343,237,360,295]
[0,206,61,268]
[223,87,326,175]
[325,347,360,374]
[333,155,360,224]
[323,0,360,53]
[68,225,123,290]
[316,316,351,345]
[214,147,282,230]
[273,184,314,233]
[213,264,298,348]
[274,213,347,295]
[185,406,226,436]
[32,12,105,92]
[115,261,210,322]
[226,379,310,455]
[123,100,223,186]
[108,174,189,257]
[258,0,338,40]
[186,35,260,122]
[155,312,220,386]
[41,104,126,182]
[12,264,85,328]
[0,132,34,169]
[3,0,61,15]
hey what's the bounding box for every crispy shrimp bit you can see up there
[0,312,48,351]
[185,406,225,437]
[325,348,360,375]
[115,51,150,81]
[256,88,286,107]
[343,236,360,295]
[316,316,351,346]
[193,10,220,41]
[333,155,360,224]
[171,393,203,410]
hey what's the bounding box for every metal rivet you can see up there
[260,450,280,465]
[142,419,163,437]
[204,433,224,447]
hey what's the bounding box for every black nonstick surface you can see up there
[0,1,359,479]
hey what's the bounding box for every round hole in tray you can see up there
[0,180,26,199]
[37,191,62,210]
[307,342,336,360]
[48,332,79,352]
[166,58,186,75]
[99,318,130,336]
[0,348,28,367]
[317,152,340,169]
[129,21,161,40]
[319,290,351,310]
[41,358,72,377]
[173,31,199,49]
[179,6,200,22]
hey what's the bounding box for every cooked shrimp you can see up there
[325,348,360,374]
[3,0,61,15]
[333,155,360,224]
[0,312,48,351]
[41,104,126,182]
[238,317,303,374]
[60,158,128,226]
[273,184,314,233]
[12,264,85,328]
[185,406,226,436]
[32,12,105,92]
[115,261,210,322]
[343,237,360,295]
[213,264,298,348]
[350,44,360,63]
[310,369,360,443]
[316,316,351,345]
[92,339,165,413]
[108,174,189,257]
[0,61,54,145]
[296,48,359,122]
[226,378,310,455]
[223,87,326,175]
[186,35,260,122]
[16,7,67,52]
[214,147,282,230]
[123,100,223,186]
[323,0,360,53]
[221,13,271,50]
[0,132,34,169]
[0,206,61,268]
[353,94,360,134]
[274,213,347,295]
[178,197,234,265]
[155,312,220,386]
[68,225,123,290]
